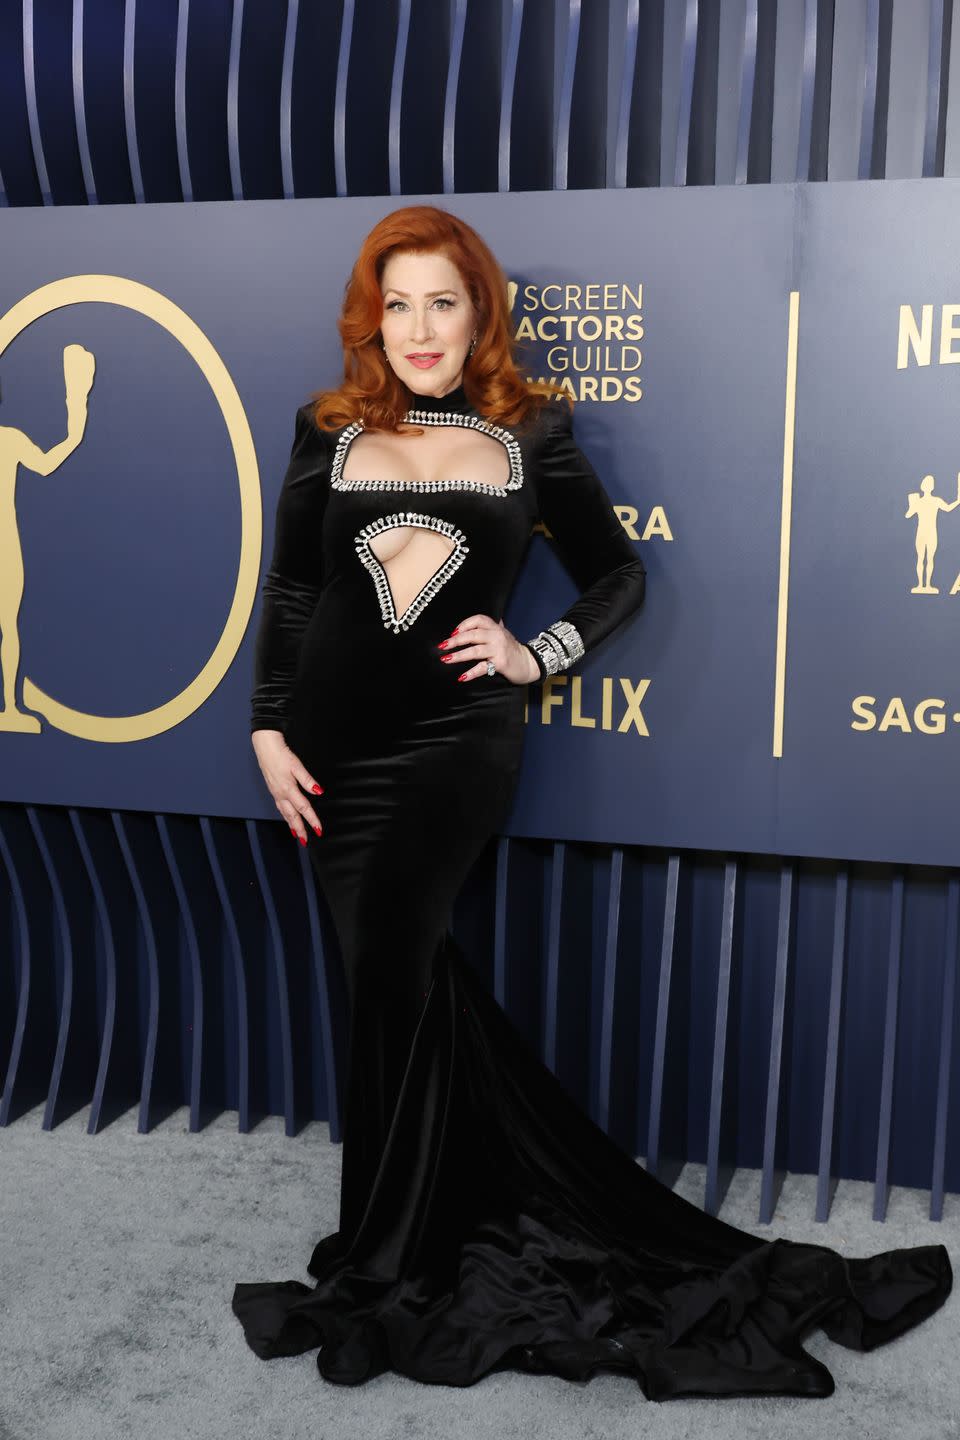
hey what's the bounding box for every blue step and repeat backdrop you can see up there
[0,181,956,866]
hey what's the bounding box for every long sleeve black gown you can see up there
[232,382,952,1398]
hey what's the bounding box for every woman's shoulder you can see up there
[295,402,347,451]
[493,390,574,440]
[280,405,337,485]
[296,401,326,432]
[539,395,575,430]
[512,393,575,444]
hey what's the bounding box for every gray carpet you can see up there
[0,1103,956,1440]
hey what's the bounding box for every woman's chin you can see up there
[402,370,463,398]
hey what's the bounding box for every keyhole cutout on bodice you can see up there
[342,424,511,488]
[354,512,470,633]
[368,523,455,617]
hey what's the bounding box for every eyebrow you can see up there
[382,288,458,298]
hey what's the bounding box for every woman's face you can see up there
[379,250,477,399]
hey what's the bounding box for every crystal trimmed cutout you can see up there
[332,410,524,496]
[354,512,470,633]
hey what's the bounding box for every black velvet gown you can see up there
[232,382,952,1398]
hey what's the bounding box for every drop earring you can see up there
[468,331,477,357]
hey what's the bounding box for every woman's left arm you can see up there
[523,400,646,679]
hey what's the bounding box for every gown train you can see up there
[233,925,951,1398]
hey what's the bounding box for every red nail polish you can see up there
[311,784,323,794]
[450,626,460,634]
[290,827,297,839]
[457,673,468,682]
[299,834,307,846]
[313,824,322,836]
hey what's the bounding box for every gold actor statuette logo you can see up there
[0,343,95,732]
[904,472,960,593]
[0,274,261,742]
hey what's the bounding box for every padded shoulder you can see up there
[514,394,575,443]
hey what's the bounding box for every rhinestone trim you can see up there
[354,512,470,633]
[526,620,586,675]
[332,410,523,495]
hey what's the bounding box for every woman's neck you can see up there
[403,380,468,413]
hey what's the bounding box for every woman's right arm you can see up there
[250,405,330,844]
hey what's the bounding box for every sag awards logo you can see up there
[507,278,643,402]
[0,275,260,743]
[852,302,960,737]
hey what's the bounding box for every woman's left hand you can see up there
[437,615,540,685]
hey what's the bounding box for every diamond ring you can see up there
[486,660,496,677]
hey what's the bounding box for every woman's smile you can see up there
[405,352,443,369]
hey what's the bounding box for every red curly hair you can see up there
[308,204,569,434]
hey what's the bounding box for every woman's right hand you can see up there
[251,729,324,845]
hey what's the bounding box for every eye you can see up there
[383,296,456,312]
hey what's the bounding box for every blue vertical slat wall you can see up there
[1,0,959,1227]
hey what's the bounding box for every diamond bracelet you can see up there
[525,620,586,677]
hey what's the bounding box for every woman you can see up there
[232,205,951,1397]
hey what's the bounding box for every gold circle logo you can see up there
[0,275,261,741]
